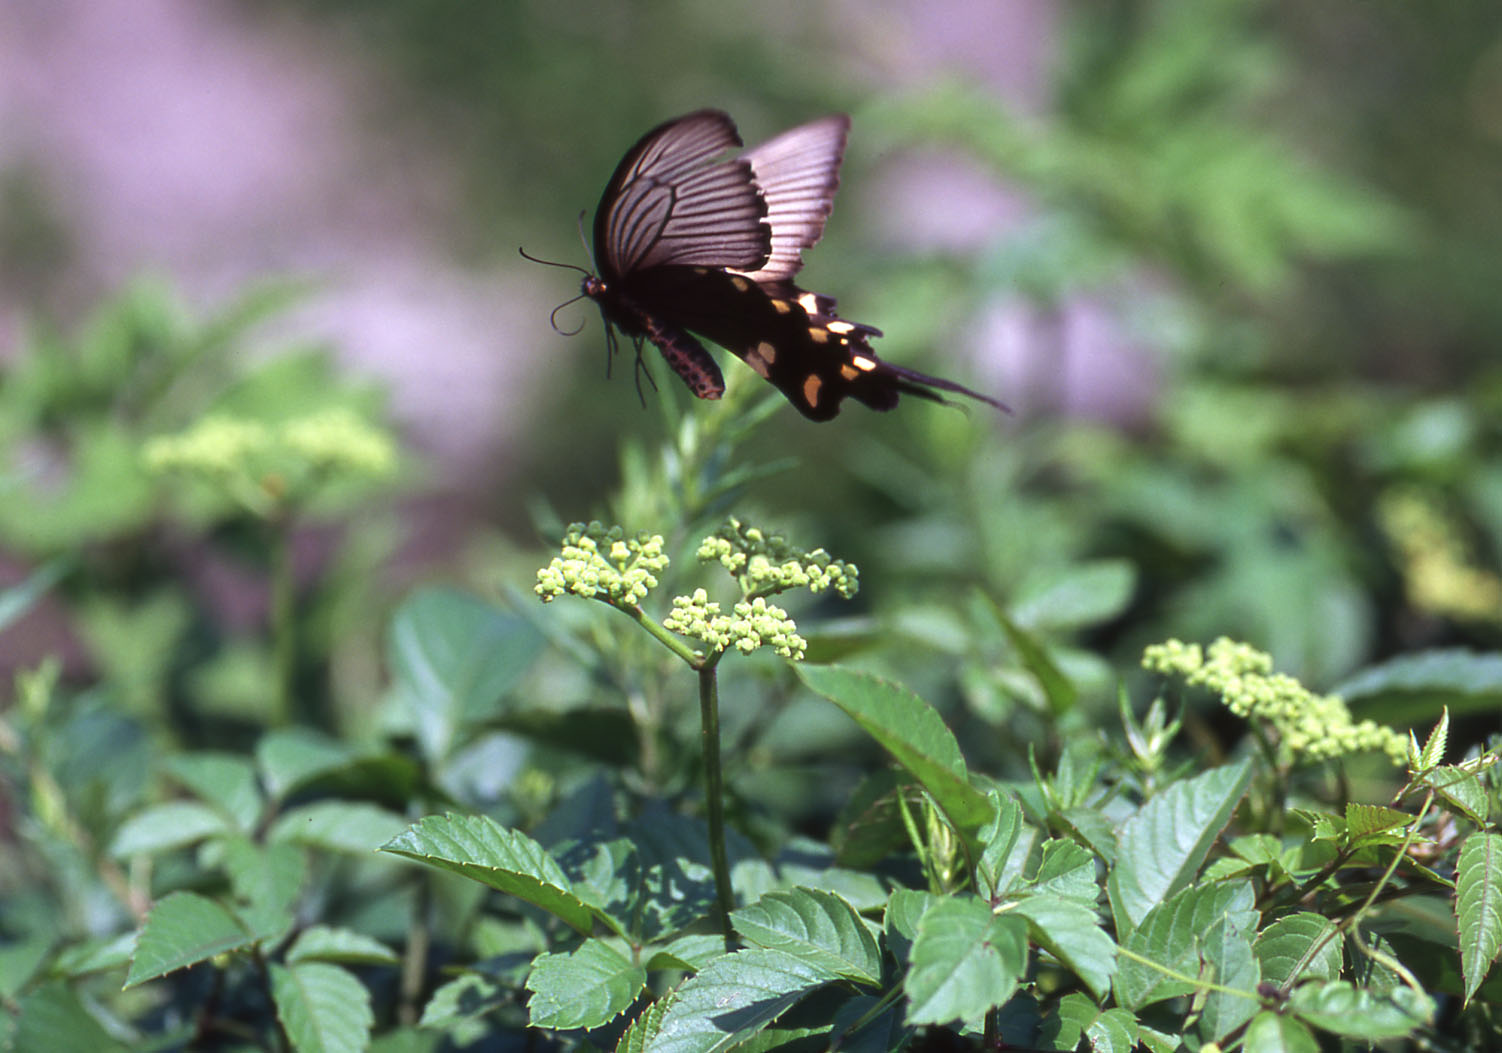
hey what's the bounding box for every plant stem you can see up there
[697,662,737,950]
[269,516,295,727]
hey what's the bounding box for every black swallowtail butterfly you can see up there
[545,109,1006,421]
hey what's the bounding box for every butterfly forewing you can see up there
[594,110,769,277]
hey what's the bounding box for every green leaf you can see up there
[164,752,262,830]
[995,610,1078,715]
[1337,650,1502,699]
[1011,893,1116,1000]
[0,558,68,635]
[268,801,411,854]
[1457,831,1502,1005]
[796,665,991,832]
[109,801,230,858]
[730,887,882,986]
[271,961,374,1053]
[1287,980,1433,1040]
[418,972,507,1032]
[222,837,303,941]
[905,897,1027,1027]
[387,587,544,763]
[1114,880,1257,1009]
[11,982,129,1053]
[884,888,937,967]
[1053,992,1138,1053]
[1031,838,1099,902]
[1107,759,1253,929]
[527,939,647,1030]
[256,729,359,800]
[1254,913,1342,986]
[976,790,1029,900]
[646,948,834,1053]
[381,814,594,935]
[1197,912,1260,1042]
[124,891,253,988]
[1012,559,1137,631]
[617,997,671,1053]
[1425,764,1489,826]
[1242,1011,1320,1053]
[287,926,400,966]
[646,934,725,972]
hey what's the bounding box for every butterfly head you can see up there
[581,274,607,301]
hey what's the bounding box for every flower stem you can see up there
[269,518,295,727]
[697,662,736,950]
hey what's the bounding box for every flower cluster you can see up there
[144,408,395,512]
[1379,490,1502,625]
[534,522,670,607]
[697,518,859,600]
[663,588,807,660]
[1143,637,1407,765]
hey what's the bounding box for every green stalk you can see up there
[269,517,295,727]
[697,661,737,950]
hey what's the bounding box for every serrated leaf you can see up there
[796,665,991,833]
[1242,1011,1320,1053]
[617,997,671,1053]
[1288,980,1433,1040]
[646,948,833,1053]
[1053,993,1138,1053]
[287,925,400,966]
[1011,893,1116,1000]
[527,939,647,1030]
[1032,838,1099,902]
[1426,764,1489,826]
[124,891,253,988]
[976,791,1028,900]
[1114,881,1257,1009]
[381,814,594,935]
[1107,759,1253,930]
[271,961,373,1053]
[730,888,881,986]
[1457,831,1502,1005]
[1255,913,1342,986]
[388,587,543,764]
[905,897,1027,1027]
[164,752,262,830]
[109,801,230,858]
[1344,803,1412,842]
[269,801,411,854]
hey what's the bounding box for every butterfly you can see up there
[536,109,1006,421]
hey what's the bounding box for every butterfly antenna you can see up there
[548,292,588,336]
[517,246,592,276]
[575,210,592,262]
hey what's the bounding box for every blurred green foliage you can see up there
[4,0,1502,1047]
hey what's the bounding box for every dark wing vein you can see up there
[594,109,769,277]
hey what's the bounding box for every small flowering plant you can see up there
[536,517,856,668]
[535,517,859,938]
